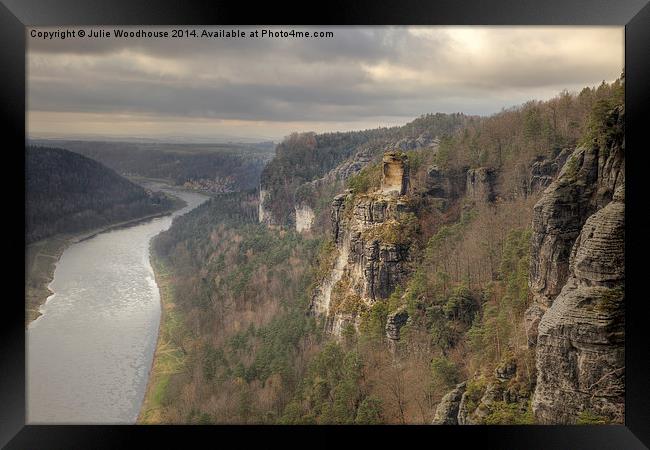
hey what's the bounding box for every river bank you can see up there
[137,253,186,424]
[25,194,187,326]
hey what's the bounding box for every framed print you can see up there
[2,0,649,448]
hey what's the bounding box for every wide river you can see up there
[27,187,208,424]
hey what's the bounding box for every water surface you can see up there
[27,187,208,424]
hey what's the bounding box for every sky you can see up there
[27,26,624,143]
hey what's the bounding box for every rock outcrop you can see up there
[385,306,409,342]
[391,133,439,152]
[381,152,410,195]
[528,148,572,195]
[295,203,315,232]
[466,167,495,203]
[528,105,625,424]
[424,165,466,201]
[533,193,624,424]
[258,187,270,224]
[328,148,374,181]
[311,153,414,335]
[525,107,624,345]
[432,382,466,425]
[443,365,531,425]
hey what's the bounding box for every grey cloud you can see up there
[28,75,438,122]
[28,26,401,62]
[27,26,623,138]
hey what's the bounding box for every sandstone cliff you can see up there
[527,148,572,195]
[257,118,458,230]
[310,152,416,334]
[295,203,315,233]
[466,167,496,203]
[527,105,625,424]
[432,105,624,426]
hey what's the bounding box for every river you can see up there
[27,187,209,424]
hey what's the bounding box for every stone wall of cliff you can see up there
[527,105,625,424]
[310,152,416,334]
[431,105,625,426]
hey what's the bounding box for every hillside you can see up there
[26,146,179,243]
[29,140,275,193]
[140,78,624,424]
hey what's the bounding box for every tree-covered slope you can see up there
[140,78,625,424]
[26,146,176,243]
[30,140,274,192]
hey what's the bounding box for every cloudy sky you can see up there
[27,26,623,142]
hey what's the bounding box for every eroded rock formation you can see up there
[528,148,572,195]
[424,165,466,201]
[258,187,270,224]
[311,153,414,334]
[525,107,624,345]
[381,152,410,195]
[436,358,530,425]
[386,306,410,342]
[432,382,466,425]
[533,191,624,424]
[466,167,495,203]
[527,105,625,424]
[295,203,315,233]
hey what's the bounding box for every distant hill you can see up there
[26,146,176,243]
[29,140,275,192]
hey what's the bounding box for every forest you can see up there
[140,78,624,424]
[29,140,275,192]
[26,146,177,243]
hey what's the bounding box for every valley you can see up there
[137,78,624,424]
[29,139,275,194]
[21,23,629,432]
[25,146,186,324]
[27,184,208,423]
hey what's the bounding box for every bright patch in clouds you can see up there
[27,26,623,142]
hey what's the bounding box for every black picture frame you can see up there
[3,1,649,448]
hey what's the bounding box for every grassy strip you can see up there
[137,255,187,424]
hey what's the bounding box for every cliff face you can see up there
[258,187,270,225]
[525,112,625,345]
[527,105,625,424]
[311,152,415,334]
[424,165,466,200]
[527,148,572,195]
[466,167,496,203]
[431,105,625,426]
[295,203,315,232]
[533,194,624,423]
